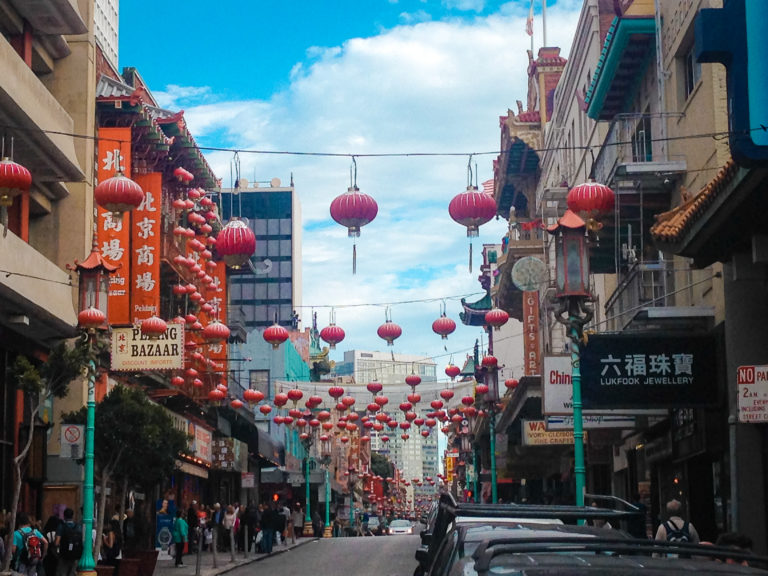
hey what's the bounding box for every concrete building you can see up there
[0,0,94,518]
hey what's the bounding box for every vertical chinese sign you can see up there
[524,291,541,376]
[97,128,132,326]
[131,173,162,324]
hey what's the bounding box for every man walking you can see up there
[654,498,699,551]
[260,503,277,554]
[55,508,83,576]
[172,509,189,567]
[11,512,48,576]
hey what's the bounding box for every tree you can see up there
[371,452,394,494]
[64,384,189,557]
[2,339,90,573]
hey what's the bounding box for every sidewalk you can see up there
[154,537,316,576]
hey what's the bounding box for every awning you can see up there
[176,459,209,479]
[257,429,284,467]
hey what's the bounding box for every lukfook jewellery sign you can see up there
[580,334,717,409]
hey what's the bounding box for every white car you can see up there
[388,519,413,535]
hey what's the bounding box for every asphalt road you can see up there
[229,534,421,576]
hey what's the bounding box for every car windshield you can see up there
[391,520,411,527]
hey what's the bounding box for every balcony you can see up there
[604,260,714,332]
[593,113,687,188]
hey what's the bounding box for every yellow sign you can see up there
[522,420,586,446]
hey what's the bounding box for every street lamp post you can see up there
[73,241,116,576]
[318,434,332,538]
[300,430,314,537]
[549,210,594,510]
[348,467,358,535]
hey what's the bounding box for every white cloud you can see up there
[173,4,581,369]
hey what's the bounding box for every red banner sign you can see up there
[131,173,162,324]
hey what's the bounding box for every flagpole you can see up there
[542,0,547,46]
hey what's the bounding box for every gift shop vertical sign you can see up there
[524,291,541,376]
[97,128,132,326]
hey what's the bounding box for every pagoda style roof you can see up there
[459,292,492,326]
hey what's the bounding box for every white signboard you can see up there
[241,473,255,488]
[543,355,665,422]
[737,365,768,423]
[522,420,579,446]
[111,325,184,371]
[60,424,84,459]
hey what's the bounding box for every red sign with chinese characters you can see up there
[202,260,228,387]
[97,127,132,326]
[524,291,541,376]
[131,173,162,324]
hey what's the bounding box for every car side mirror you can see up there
[420,531,432,546]
[415,547,429,565]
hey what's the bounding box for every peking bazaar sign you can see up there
[111,324,184,371]
[97,127,132,326]
[523,291,541,375]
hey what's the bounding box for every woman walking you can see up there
[172,510,188,567]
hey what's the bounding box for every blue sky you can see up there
[118,0,582,379]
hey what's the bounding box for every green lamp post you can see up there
[74,242,117,576]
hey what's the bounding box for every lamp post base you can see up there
[323,525,333,538]
[303,521,314,536]
[77,570,98,576]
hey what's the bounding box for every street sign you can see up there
[737,365,768,422]
[60,424,84,459]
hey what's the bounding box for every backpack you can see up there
[18,528,43,566]
[663,519,691,543]
[59,522,83,561]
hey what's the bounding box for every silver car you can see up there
[388,519,414,535]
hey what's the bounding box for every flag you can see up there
[482,179,495,195]
[526,0,534,36]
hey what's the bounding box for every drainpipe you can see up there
[654,0,668,161]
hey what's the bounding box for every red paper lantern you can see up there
[216,218,256,269]
[366,381,383,395]
[505,378,519,390]
[328,386,345,399]
[0,157,31,210]
[140,316,167,339]
[377,320,402,346]
[173,166,194,183]
[330,183,378,273]
[461,396,474,406]
[485,308,509,331]
[287,388,304,404]
[231,399,244,410]
[475,383,489,395]
[273,392,289,407]
[481,355,498,369]
[78,306,106,331]
[432,314,456,340]
[263,322,289,349]
[208,388,226,402]
[421,430,430,438]
[567,180,615,220]
[94,172,144,219]
[440,389,455,401]
[445,364,461,380]
[244,389,265,404]
[449,184,497,237]
[405,373,421,388]
[170,375,185,387]
[374,396,389,407]
[430,400,444,410]
[320,323,345,350]
[259,404,272,415]
[341,396,356,407]
[407,393,421,404]
[202,320,230,343]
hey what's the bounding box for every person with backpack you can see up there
[11,512,48,576]
[55,508,83,576]
[654,498,700,546]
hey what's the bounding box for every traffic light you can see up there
[697,0,768,165]
[464,489,473,502]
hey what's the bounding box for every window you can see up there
[683,45,701,100]
[249,370,270,397]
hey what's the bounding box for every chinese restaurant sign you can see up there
[111,325,184,371]
[580,334,717,409]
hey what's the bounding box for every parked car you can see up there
[415,493,768,576]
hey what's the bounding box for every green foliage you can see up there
[12,340,90,399]
[371,451,393,479]
[63,385,190,490]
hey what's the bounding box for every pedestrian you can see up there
[122,509,141,554]
[715,532,753,565]
[222,505,236,551]
[42,515,61,576]
[274,503,286,546]
[55,508,83,576]
[244,502,260,552]
[654,499,699,544]
[291,504,303,542]
[280,502,291,545]
[171,509,188,567]
[312,509,323,538]
[259,503,277,554]
[627,492,648,539]
[11,512,48,576]
[186,501,199,553]
[100,519,121,567]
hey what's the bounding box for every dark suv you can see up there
[415,494,768,576]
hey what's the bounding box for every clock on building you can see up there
[510,256,546,292]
